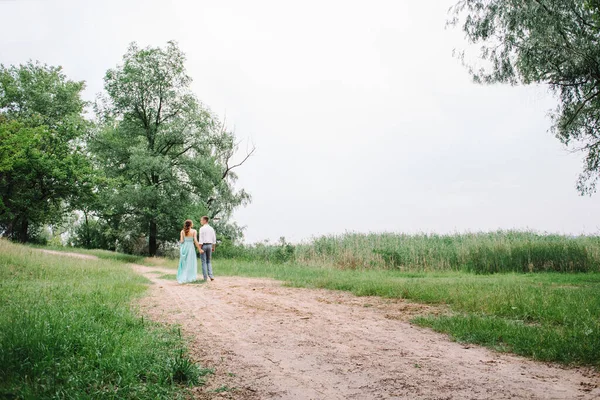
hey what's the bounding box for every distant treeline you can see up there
[0,42,251,256]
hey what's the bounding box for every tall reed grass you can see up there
[220,231,600,273]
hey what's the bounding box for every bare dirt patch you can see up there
[132,264,600,400]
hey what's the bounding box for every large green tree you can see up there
[92,42,251,256]
[450,0,600,193]
[0,62,92,242]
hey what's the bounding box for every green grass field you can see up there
[26,237,600,367]
[0,240,209,399]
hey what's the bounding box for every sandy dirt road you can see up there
[128,263,599,400]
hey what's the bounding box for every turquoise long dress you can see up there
[177,237,197,283]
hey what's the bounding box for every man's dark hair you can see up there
[201,216,209,223]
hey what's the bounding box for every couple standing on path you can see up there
[177,216,217,284]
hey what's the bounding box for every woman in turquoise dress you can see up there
[177,219,203,284]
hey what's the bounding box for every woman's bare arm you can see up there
[192,230,203,253]
[179,230,184,244]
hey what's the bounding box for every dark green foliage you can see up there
[212,237,246,259]
[90,41,250,256]
[215,237,296,263]
[69,217,119,250]
[450,0,600,193]
[0,62,93,242]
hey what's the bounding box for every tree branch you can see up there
[563,89,600,129]
[221,145,256,180]
[170,145,194,159]
[155,83,163,129]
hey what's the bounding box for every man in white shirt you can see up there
[198,216,217,281]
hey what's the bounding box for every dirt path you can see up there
[39,250,600,399]
[39,249,99,260]
[132,264,599,400]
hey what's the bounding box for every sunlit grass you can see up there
[1,240,208,398]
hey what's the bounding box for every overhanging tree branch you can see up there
[222,145,256,180]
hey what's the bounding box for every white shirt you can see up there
[199,224,217,244]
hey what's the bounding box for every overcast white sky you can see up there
[2,0,599,243]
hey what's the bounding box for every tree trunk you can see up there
[149,173,160,256]
[84,211,91,249]
[149,220,157,256]
[4,220,14,239]
[18,218,29,243]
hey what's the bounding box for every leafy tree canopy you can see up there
[450,0,600,193]
[0,62,92,242]
[91,42,251,255]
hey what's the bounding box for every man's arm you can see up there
[192,229,203,253]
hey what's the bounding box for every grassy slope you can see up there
[0,241,209,399]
